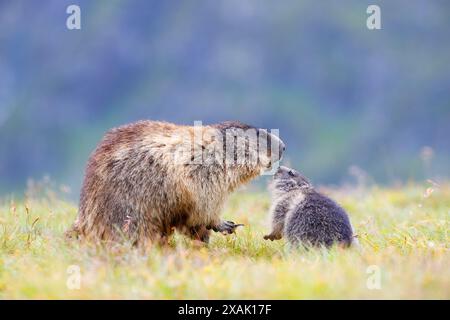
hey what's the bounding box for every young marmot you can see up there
[67,120,285,246]
[264,166,355,248]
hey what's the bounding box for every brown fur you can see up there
[67,120,284,246]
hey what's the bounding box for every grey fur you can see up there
[265,166,355,248]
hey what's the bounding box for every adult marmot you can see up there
[67,120,285,245]
[264,166,355,248]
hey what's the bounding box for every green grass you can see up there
[0,183,449,299]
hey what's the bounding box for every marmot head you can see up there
[176,120,285,190]
[271,166,312,195]
[211,120,285,172]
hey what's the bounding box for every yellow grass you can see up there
[0,183,449,299]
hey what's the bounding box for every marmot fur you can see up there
[67,120,285,245]
[264,166,355,248]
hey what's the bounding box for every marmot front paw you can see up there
[210,220,244,235]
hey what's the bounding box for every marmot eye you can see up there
[288,170,295,177]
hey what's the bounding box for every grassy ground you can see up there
[0,182,448,299]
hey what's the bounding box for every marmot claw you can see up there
[211,220,244,234]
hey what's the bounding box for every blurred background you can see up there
[0,0,449,198]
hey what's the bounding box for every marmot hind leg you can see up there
[132,218,173,247]
[185,225,211,243]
